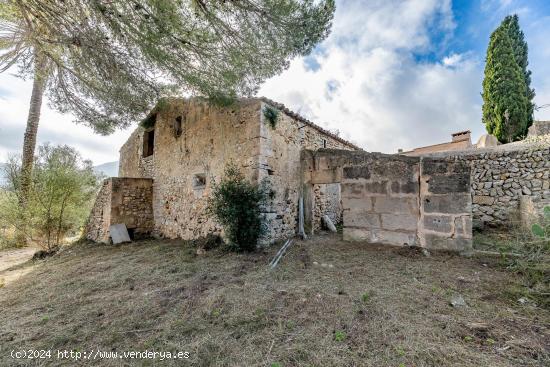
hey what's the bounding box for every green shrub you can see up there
[207,163,265,252]
[263,105,279,129]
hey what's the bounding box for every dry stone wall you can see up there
[85,179,112,243]
[85,178,153,243]
[426,143,549,228]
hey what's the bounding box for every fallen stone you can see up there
[466,322,489,332]
[450,295,467,307]
[110,223,131,244]
[322,215,337,232]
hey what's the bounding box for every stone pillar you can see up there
[419,158,472,252]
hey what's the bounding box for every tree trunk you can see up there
[17,50,48,246]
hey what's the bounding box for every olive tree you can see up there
[0,144,99,251]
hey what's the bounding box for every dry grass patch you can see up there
[0,234,548,366]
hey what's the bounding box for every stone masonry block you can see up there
[473,195,495,205]
[422,159,448,175]
[343,228,417,246]
[343,227,371,242]
[341,182,364,198]
[427,173,470,194]
[375,230,418,246]
[343,166,370,180]
[311,168,342,184]
[374,196,418,214]
[423,214,452,233]
[390,180,418,195]
[424,234,472,252]
[423,194,470,214]
[344,211,381,228]
[364,181,388,194]
[381,214,417,231]
[342,196,372,211]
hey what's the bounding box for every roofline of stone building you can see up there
[259,97,362,150]
[139,96,362,151]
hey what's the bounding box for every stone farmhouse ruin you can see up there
[84,98,550,253]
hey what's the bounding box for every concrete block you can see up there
[423,214,452,233]
[374,197,418,214]
[110,223,131,244]
[381,214,417,231]
[423,194,470,214]
[454,216,473,238]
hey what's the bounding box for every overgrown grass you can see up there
[1,235,548,366]
[474,226,550,309]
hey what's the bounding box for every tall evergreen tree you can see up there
[502,14,535,130]
[482,27,529,143]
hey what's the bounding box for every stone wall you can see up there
[85,178,153,243]
[341,154,420,246]
[119,98,262,241]
[85,179,112,243]
[424,143,549,228]
[257,100,356,241]
[110,178,154,238]
[301,149,473,252]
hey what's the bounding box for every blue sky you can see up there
[1,0,549,164]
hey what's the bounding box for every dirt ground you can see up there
[0,234,548,366]
[0,247,37,287]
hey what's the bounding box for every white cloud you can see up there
[260,0,487,152]
[443,53,463,66]
[0,72,133,165]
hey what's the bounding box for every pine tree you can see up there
[502,14,535,132]
[0,0,335,244]
[482,27,530,143]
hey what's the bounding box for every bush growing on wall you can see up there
[207,163,265,252]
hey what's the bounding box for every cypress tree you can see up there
[482,27,530,143]
[502,15,535,131]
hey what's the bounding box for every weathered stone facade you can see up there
[301,149,473,252]
[112,98,357,244]
[85,178,153,243]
